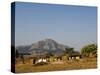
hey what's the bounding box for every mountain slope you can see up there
[16,39,69,56]
[30,39,68,51]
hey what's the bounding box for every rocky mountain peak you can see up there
[16,39,69,53]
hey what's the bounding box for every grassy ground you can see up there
[15,57,97,73]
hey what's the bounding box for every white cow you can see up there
[43,59,47,62]
[38,59,42,62]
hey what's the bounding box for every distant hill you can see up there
[16,39,70,56]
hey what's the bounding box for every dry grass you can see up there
[15,57,97,73]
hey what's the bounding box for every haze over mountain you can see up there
[16,39,69,54]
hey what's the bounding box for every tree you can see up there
[20,54,25,64]
[65,47,74,54]
[81,44,97,57]
[15,50,19,58]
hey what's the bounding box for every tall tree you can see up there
[15,50,19,58]
[81,44,97,57]
[65,47,74,54]
[20,54,25,64]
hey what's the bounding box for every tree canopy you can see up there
[16,50,19,58]
[81,44,97,57]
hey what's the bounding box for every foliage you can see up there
[16,50,19,58]
[65,47,80,55]
[20,54,25,64]
[81,44,97,57]
[65,48,74,54]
